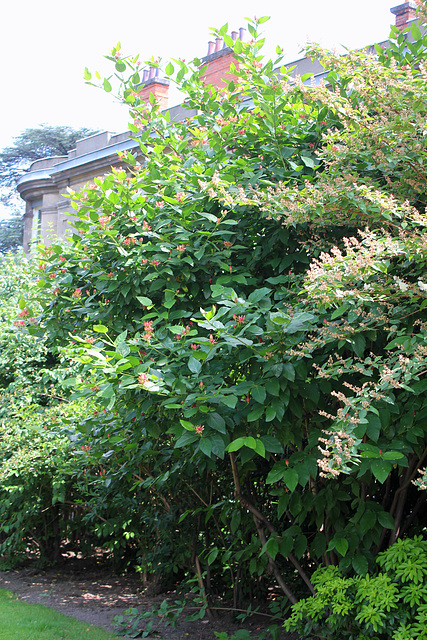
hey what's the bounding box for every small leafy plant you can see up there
[284,536,427,639]
[112,606,160,638]
[112,598,193,638]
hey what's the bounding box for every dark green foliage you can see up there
[0,10,426,630]
[0,405,82,564]
[32,15,427,598]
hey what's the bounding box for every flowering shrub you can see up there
[14,6,427,607]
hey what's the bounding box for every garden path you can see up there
[0,557,297,639]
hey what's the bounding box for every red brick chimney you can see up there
[390,1,417,31]
[200,28,246,90]
[137,67,169,110]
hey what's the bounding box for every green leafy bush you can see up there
[0,251,66,413]
[0,402,89,564]
[3,3,427,618]
[284,536,427,639]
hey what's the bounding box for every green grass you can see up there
[0,588,119,640]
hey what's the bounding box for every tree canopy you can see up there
[0,124,99,251]
[0,124,99,190]
[0,211,24,254]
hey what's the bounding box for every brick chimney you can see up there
[200,28,246,90]
[390,1,417,31]
[137,67,169,110]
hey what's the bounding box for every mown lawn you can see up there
[0,588,119,640]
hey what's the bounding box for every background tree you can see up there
[0,125,99,191]
[0,210,23,254]
[0,124,99,253]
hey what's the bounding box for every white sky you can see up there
[0,0,400,151]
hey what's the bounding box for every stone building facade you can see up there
[17,2,417,252]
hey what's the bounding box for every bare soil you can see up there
[0,557,297,639]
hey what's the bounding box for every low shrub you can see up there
[284,536,427,639]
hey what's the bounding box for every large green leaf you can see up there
[188,356,202,374]
[371,459,392,483]
[334,537,348,557]
[207,412,226,433]
[377,511,395,529]
[283,312,316,334]
[360,510,376,533]
[352,554,368,575]
[260,435,283,453]
[251,385,266,404]
[283,469,298,492]
[247,405,264,422]
[248,287,271,303]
